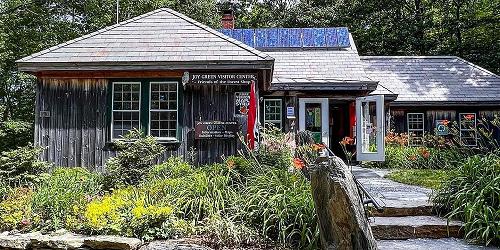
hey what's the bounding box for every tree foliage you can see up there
[0,0,498,151]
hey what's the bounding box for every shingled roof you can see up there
[17,8,273,72]
[268,35,377,91]
[363,56,500,104]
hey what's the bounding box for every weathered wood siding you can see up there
[390,107,500,138]
[36,78,251,170]
[36,78,111,170]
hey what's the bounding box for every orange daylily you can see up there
[312,143,326,151]
[464,114,475,120]
[293,158,305,170]
[340,136,355,146]
[226,159,235,169]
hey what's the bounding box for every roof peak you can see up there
[17,8,272,68]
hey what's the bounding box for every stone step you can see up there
[370,216,463,240]
[369,205,434,217]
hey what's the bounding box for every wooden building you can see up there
[364,56,500,146]
[17,8,499,169]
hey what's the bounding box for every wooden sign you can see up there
[235,92,250,116]
[190,73,257,85]
[195,121,238,139]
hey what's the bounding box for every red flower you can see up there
[293,158,305,170]
[464,114,475,120]
[312,143,326,151]
[442,120,450,125]
[419,148,430,159]
[340,137,355,145]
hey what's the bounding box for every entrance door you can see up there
[356,95,385,161]
[299,98,329,147]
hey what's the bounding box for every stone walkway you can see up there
[378,238,498,250]
[352,166,432,208]
[352,166,496,250]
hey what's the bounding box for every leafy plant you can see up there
[0,187,35,231]
[238,168,318,249]
[31,167,103,231]
[106,129,165,186]
[433,154,500,246]
[146,156,193,181]
[0,144,50,187]
[199,214,261,248]
[255,126,294,169]
[0,120,33,152]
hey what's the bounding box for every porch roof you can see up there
[363,56,500,104]
[267,35,378,91]
[17,8,273,72]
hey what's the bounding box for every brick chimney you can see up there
[221,10,235,29]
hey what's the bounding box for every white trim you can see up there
[459,113,477,146]
[298,98,329,147]
[356,95,385,161]
[111,82,141,140]
[407,113,425,146]
[263,99,283,129]
[148,81,179,141]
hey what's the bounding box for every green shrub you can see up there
[433,154,500,246]
[255,126,294,169]
[199,214,261,248]
[31,167,103,230]
[146,157,193,180]
[0,187,35,231]
[238,169,318,249]
[0,145,50,187]
[82,186,184,240]
[106,129,165,186]
[365,145,465,169]
[0,120,33,152]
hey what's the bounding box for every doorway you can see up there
[329,102,352,158]
[299,98,329,147]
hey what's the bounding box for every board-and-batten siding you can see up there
[36,78,111,170]
[36,79,248,170]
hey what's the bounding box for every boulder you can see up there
[139,240,213,250]
[0,232,32,249]
[84,235,142,250]
[310,157,377,250]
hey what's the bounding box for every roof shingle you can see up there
[364,56,500,103]
[17,8,272,71]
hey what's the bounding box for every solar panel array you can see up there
[218,27,351,49]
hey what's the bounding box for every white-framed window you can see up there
[149,82,178,140]
[263,99,282,129]
[407,113,424,146]
[111,82,141,139]
[459,113,477,146]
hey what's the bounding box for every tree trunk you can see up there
[310,157,377,250]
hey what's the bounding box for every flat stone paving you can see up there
[377,238,498,250]
[352,166,432,208]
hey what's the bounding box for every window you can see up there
[407,113,424,146]
[110,80,180,141]
[264,99,282,129]
[459,113,477,146]
[149,82,178,140]
[112,82,141,139]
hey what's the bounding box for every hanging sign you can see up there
[189,73,257,85]
[435,120,450,136]
[235,92,250,116]
[195,121,238,139]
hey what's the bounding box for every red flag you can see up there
[247,80,256,150]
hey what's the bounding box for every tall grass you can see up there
[433,154,500,246]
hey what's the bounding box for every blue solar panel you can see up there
[218,27,350,49]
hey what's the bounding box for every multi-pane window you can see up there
[149,82,178,140]
[264,99,282,129]
[407,113,424,146]
[112,82,141,139]
[459,113,477,146]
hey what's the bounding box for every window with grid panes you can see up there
[459,113,477,146]
[264,99,282,129]
[149,82,178,140]
[407,113,424,146]
[111,82,141,139]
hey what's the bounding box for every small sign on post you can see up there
[195,121,238,139]
[286,106,295,119]
[435,120,450,136]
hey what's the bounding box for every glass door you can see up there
[356,95,385,161]
[299,98,329,147]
